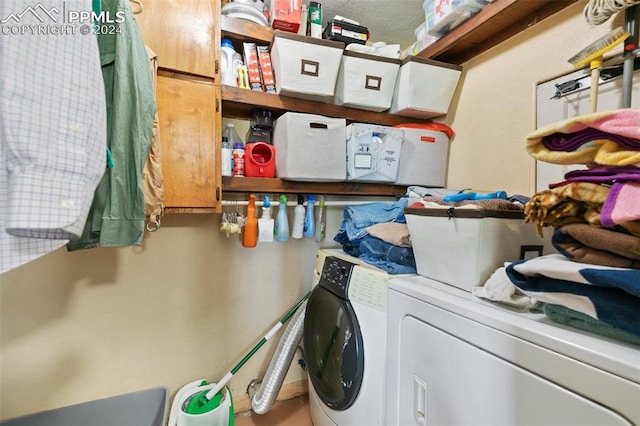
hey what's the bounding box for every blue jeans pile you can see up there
[334,198,417,274]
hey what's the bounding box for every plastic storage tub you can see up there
[273,112,347,181]
[424,0,488,36]
[334,50,401,112]
[346,123,404,182]
[270,30,344,102]
[394,123,452,187]
[405,207,552,291]
[389,56,462,119]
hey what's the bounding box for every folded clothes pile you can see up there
[333,198,417,274]
[514,108,640,343]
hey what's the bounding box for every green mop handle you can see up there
[204,291,311,401]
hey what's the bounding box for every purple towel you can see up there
[542,128,640,152]
[564,166,640,184]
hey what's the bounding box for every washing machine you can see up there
[303,249,389,426]
[386,274,640,425]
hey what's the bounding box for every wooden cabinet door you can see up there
[157,73,221,211]
[135,0,219,79]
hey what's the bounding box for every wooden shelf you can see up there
[418,0,578,64]
[222,0,577,67]
[222,177,407,197]
[222,86,420,125]
[218,0,577,198]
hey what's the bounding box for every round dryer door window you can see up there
[304,285,364,411]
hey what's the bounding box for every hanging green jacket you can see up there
[69,0,156,250]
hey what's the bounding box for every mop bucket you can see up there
[168,379,234,426]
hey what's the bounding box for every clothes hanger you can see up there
[130,0,143,14]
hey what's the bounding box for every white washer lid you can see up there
[389,275,640,384]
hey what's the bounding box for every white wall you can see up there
[444,0,622,195]
[0,0,623,420]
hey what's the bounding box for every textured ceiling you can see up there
[319,0,425,49]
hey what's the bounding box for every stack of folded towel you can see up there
[508,108,640,343]
[333,198,417,274]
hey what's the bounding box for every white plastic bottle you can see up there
[258,195,274,243]
[221,38,242,87]
[221,136,232,177]
[291,195,305,239]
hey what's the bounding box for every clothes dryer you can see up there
[304,249,389,426]
[386,275,640,425]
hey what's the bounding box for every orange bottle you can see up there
[242,194,258,248]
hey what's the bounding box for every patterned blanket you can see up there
[506,254,640,336]
[526,108,640,167]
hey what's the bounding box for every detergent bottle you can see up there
[258,195,274,243]
[274,194,289,242]
[242,194,258,248]
[221,38,242,87]
[303,194,316,238]
[291,195,305,239]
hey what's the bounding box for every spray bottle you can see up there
[314,195,326,243]
[291,195,305,239]
[242,194,258,248]
[303,194,316,238]
[258,195,274,243]
[274,194,289,242]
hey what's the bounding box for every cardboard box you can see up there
[390,56,462,119]
[243,42,262,91]
[346,123,404,182]
[405,207,552,291]
[322,19,369,45]
[334,51,401,112]
[270,0,302,33]
[270,30,344,102]
[394,124,451,186]
[256,45,276,94]
[273,112,347,181]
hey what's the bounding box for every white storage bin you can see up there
[334,51,401,112]
[346,123,404,182]
[405,207,552,291]
[273,112,347,181]
[270,30,344,102]
[395,124,452,187]
[390,56,462,119]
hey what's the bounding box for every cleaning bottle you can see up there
[274,194,289,242]
[242,194,258,248]
[221,136,232,177]
[291,195,305,239]
[303,194,316,238]
[220,38,242,87]
[314,195,326,243]
[258,195,274,243]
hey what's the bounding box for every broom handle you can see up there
[204,291,311,401]
[622,5,639,108]
[590,66,600,113]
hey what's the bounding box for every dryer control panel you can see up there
[319,256,355,300]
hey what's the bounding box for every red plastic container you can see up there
[245,142,276,178]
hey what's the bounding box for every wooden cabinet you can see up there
[137,0,222,213]
[134,0,219,78]
[156,73,221,212]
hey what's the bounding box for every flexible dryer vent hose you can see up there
[250,301,306,414]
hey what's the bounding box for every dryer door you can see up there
[303,285,364,411]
